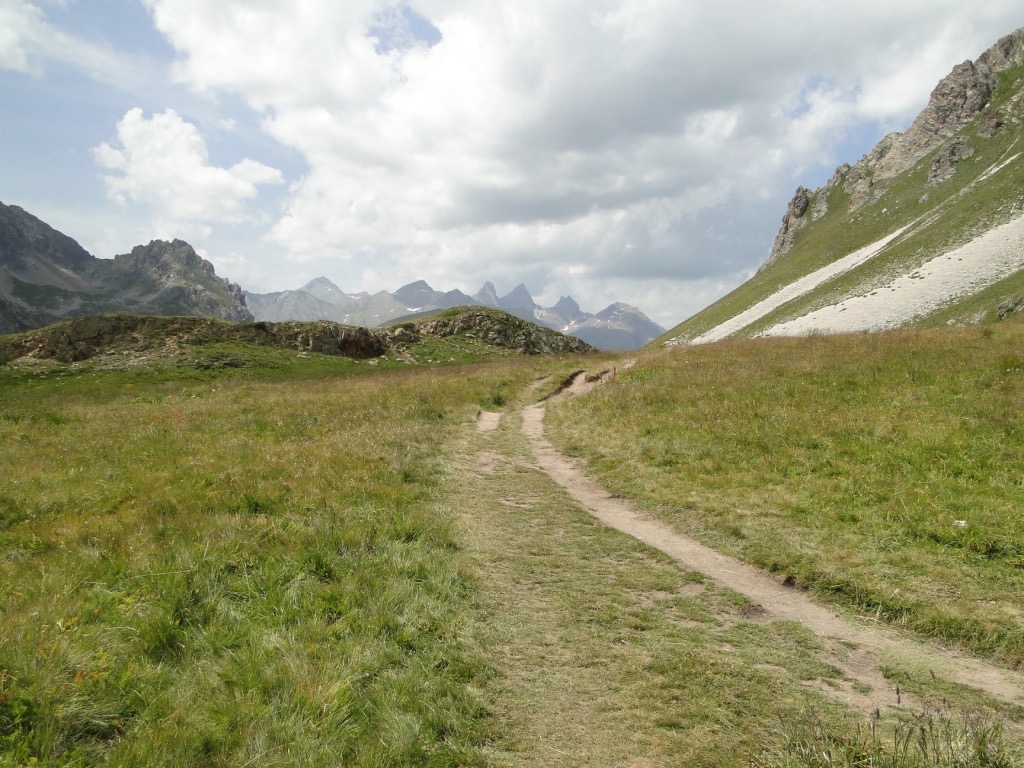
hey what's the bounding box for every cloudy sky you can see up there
[2,1,1021,327]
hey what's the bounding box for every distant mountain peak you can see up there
[474,281,500,307]
[498,283,537,311]
[393,280,440,308]
[301,276,344,293]
[250,276,663,350]
[553,295,583,321]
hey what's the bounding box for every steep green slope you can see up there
[660,35,1024,346]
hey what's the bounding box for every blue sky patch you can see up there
[369,5,442,55]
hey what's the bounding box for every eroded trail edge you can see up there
[521,373,1024,716]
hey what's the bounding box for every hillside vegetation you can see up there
[0,307,593,370]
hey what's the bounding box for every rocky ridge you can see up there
[0,306,593,366]
[662,25,1024,346]
[0,202,252,334]
[762,27,1024,271]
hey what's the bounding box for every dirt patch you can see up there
[676,582,706,597]
[739,603,770,622]
[475,451,501,475]
[476,410,502,432]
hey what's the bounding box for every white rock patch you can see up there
[761,213,1024,338]
[685,226,912,345]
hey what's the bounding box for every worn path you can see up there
[521,370,1024,717]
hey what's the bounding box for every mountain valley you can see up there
[4,23,1024,768]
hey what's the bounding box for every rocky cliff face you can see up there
[762,28,1024,270]
[662,25,1024,346]
[109,240,252,322]
[0,202,252,333]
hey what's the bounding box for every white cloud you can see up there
[94,108,283,239]
[0,0,159,89]
[0,0,48,73]
[24,0,1024,326]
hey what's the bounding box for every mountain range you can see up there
[246,278,664,350]
[659,26,1024,346]
[0,201,661,350]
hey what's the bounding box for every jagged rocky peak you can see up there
[393,279,439,308]
[115,239,216,278]
[0,205,253,331]
[763,26,1024,269]
[553,295,584,321]
[474,281,500,307]
[498,283,537,310]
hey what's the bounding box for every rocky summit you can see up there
[0,202,251,334]
[661,26,1024,346]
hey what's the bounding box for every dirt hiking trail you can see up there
[518,369,1024,718]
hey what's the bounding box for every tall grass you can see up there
[760,706,1018,767]
[0,355,555,766]
[546,326,1024,666]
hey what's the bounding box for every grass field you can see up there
[0,350,566,766]
[546,325,1024,670]
[1,331,1022,766]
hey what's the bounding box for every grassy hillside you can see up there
[660,63,1024,345]
[547,325,1024,669]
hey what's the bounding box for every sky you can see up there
[1,1,1022,328]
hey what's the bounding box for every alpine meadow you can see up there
[3,14,1024,768]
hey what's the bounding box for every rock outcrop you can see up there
[0,202,252,333]
[0,306,594,365]
[419,308,594,355]
[765,27,1024,266]
[926,137,975,186]
[762,186,812,272]
[0,315,386,364]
